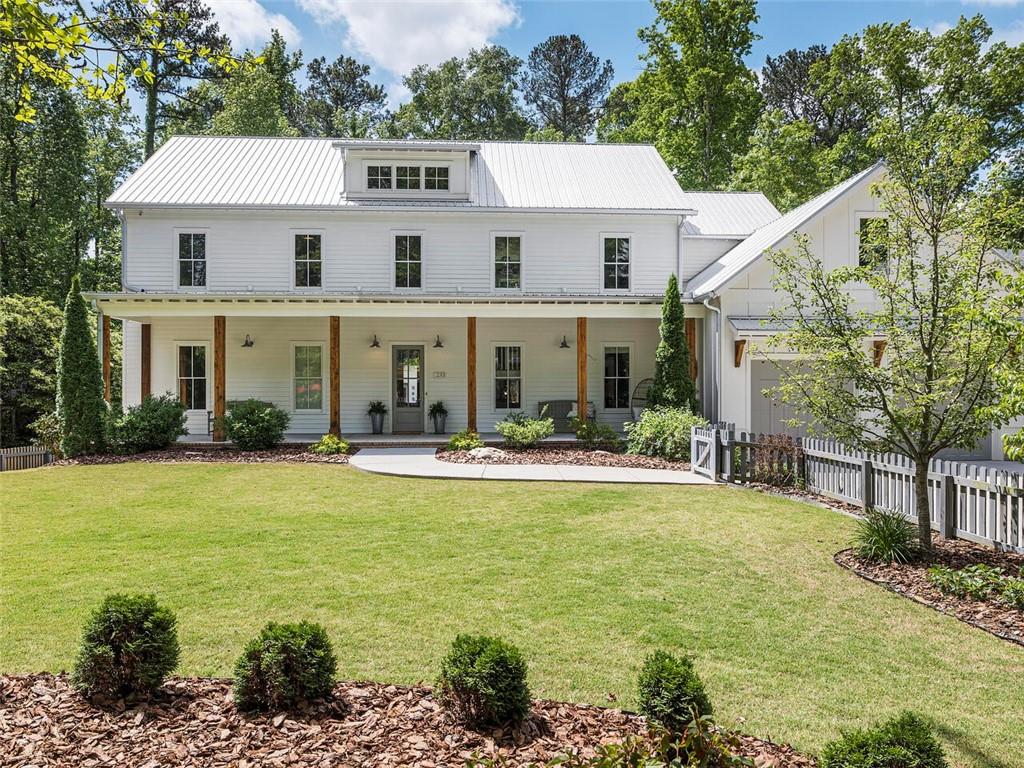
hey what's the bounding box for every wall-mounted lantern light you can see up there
[433,335,444,349]
[241,334,255,348]
[559,335,571,349]
[369,334,381,349]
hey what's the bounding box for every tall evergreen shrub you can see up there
[57,274,106,456]
[648,274,698,412]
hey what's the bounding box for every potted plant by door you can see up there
[428,401,448,434]
[368,401,387,434]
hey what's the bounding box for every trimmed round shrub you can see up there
[495,412,554,449]
[820,711,947,768]
[448,429,485,451]
[636,650,712,735]
[624,407,708,461]
[71,594,180,699]
[436,634,531,727]
[309,433,350,455]
[233,621,337,711]
[854,507,919,564]
[220,399,290,451]
[111,393,187,454]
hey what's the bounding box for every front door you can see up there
[393,345,424,433]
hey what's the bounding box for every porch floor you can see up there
[177,432,582,447]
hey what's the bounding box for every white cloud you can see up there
[207,0,302,50]
[295,0,520,76]
[991,20,1024,46]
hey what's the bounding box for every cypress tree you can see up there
[57,274,107,455]
[648,273,698,412]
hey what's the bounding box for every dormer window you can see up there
[425,166,449,190]
[397,166,421,190]
[367,165,392,189]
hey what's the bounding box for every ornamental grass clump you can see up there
[636,650,712,736]
[819,711,947,768]
[71,594,180,699]
[436,634,531,727]
[233,621,337,711]
[853,508,920,565]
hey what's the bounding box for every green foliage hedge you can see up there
[71,594,180,699]
[819,711,947,768]
[624,407,708,461]
[436,635,531,727]
[495,412,554,449]
[0,295,62,446]
[233,621,337,711]
[636,650,712,736]
[110,394,187,454]
[448,429,484,451]
[853,508,919,565]
[220,399,290,450]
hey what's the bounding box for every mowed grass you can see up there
[2,464,1022,765]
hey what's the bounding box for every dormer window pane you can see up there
[397,166,421,190]
[367,165,392,189]
[425,166,449,190]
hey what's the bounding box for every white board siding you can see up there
[681,238,741,281]
[123,210,679,296]
[122,320,141,409]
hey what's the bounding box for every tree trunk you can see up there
[914,461,932,553]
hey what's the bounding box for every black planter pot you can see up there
[370,412,385,434]
[432,413,447,434]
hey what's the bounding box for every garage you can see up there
[750,360,808,437]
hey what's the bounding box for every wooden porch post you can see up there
[101,314,112,402]
[467,316,477,432]
[576,316,588,422]
[140,323,151,399]
[329,316,341,436]
[213,316,226,441]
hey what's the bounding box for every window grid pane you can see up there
[177,345,207,410]
[494,345,522,409]
[397,166,421,190]
[294,345,323,410]
[494,236,522,289]
[603,237,630,290]
[294,234,322,288]
[425,166,449,190]
[395,235,422,288]
[367,165,392,189]
[603,347,629,409]
[178,233,207,287]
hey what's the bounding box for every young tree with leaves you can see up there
[729,111,824,211]
[0,295,63,445]
[210,65,298,137]
[648,274,698,412]
[522,34,613,140]
[56,275,107,456]
[302,54,387,137]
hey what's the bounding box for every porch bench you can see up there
[538,400,596,433]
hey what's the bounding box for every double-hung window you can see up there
[494,235,521,290]
[603,347,630,409]
[394,234,422,289]
[177,345,207,410]
[293,344,323,411]
[178,233,206,287]
[494,345,522,410]
[396,166,421,190]
[294,234,322,288]
[425,166,449,190]
[603,236,630,290]
[858,217,889,268]
[367,165,392,189]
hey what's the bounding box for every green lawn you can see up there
[2,464,1021,765]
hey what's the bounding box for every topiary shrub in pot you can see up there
[429,401,448,434]
[624,407,708,461]
[219,399,289,450]
[819,711,947,768]
[636,650,712,736]
[110,393,187,454]
[233,621,337,711]
[853,507,919,564]
[436,634,531,727]
[71,594,180,699]
[368,400,387,434]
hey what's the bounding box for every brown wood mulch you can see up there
[835,535,1024,647]
[55,446,353,466]
[0,674,811,768]
[437,448,691,472]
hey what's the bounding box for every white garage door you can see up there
[751,360,807,437]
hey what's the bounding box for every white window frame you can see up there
[290,229,325,291]
[424,164,451,191]
[395,165,422,190]
[599,232,632,293]
[173,228,209,291]
[601,342,634,411]
[291,341,326,414]
[492,342,525,412]
[174,341,211,412]
[391,230,425,292]
[853,210,889,269]
[366,163,393,190]
[491,231,524,292]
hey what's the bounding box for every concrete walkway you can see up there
[349,448,715,485]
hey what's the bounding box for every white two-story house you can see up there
[88,136,1020,457]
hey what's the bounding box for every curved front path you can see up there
[349,448,715,484]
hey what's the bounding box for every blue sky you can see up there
[203,0,1024,103]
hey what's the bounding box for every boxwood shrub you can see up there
[448,429,485,451]
[233,621,337,711]
[624,407,708,461]
[71,594,180,699]
[636,650,712,735]
[819,711,947,768]
[110,393,187,454]
[436,634,531,727]
[495,412,554,449]
[220,399,290,451]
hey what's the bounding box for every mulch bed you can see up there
[835,535,1024,647]
[437,448,691,472]
[0,674,811,767]
[56,446,353,466]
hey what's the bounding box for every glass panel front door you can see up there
[393,345,424,433]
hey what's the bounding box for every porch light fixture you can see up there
[433,335,444,349]
[369,334,381,349]
[241,334,255,348]
[559,335,570,349]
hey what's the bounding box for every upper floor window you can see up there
[604,346,630,409]
[395,234,422,289]
[494,235,521,290]
[397,166,421,190]
[494,345,522,410]
[603,236,630,291]
[425,166,449,190]
[858,217,889,267]
[177,345,207,410]
[178,233,206,287]
[367,165,392,189]
[293,344,323,411]
[294,234,322,288]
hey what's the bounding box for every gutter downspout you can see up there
[118,210,127,290]
[702,294,721,424]
[676,215,684,280]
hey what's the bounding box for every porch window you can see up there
[294,234,322,288]
[604,347,630,409]
[367,165,392,189]
[293,345,323,411]
[494,345,522,410]
[396,166,421,190]
[178,233,206,287]
[425,166,449,190]
[177,345,207,410]
[858,217,889,267]
[394,234,422,289]
[603,236,630,290]
[494,235,521,289]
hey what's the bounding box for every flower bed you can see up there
[57,445,353,466]
[438,447,690,471]
[835,535,1024,646]
[0,674,812,767]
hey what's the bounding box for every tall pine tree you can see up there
[57,275,106,456]
[648,274,698,412]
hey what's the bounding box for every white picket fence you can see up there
[692,426,1024,552]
